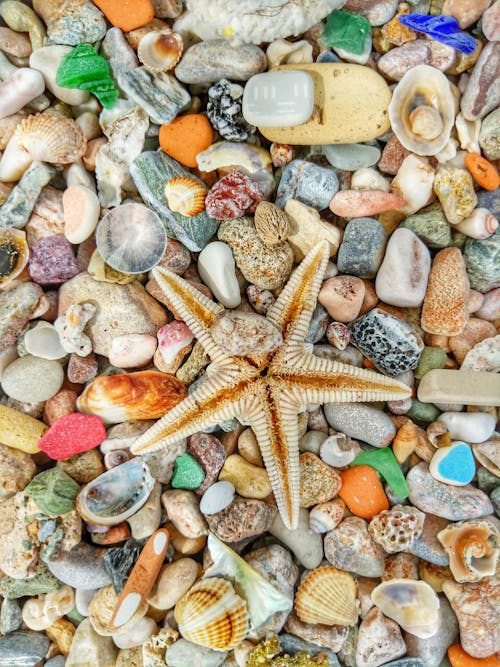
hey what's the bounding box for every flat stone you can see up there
[325,516,385,577]
[324,402,396,447]
[0,630,50,667]
[175,40,266,84]
[417,369,500,407]
[1,356,64,403]
[258,64,391,144]
[461,42,500,120]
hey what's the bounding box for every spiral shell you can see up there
[174,577,249,650]
[389,65,456,156]
[0,228,29,288]
[165,176,207,216]
[13,111,87,163]
[137,29,183,72]
[294,566,358,627]
[437,519,499,583]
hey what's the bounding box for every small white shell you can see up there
[24,322,67,360]
[454,208,498,240]
[137,29,183,72]
[266,38,313,69]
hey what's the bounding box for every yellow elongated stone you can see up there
[258,63,392,145]
[0,404,46,453]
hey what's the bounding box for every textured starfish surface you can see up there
[131,241,411,529]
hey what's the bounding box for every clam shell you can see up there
[0,228,29,288]
[174,576,249,650]
[13,111,87,163]
[137,29,183,72]
[437,518,499,583]
[294,566,358,626]
[371,579,440,638]
[164,176,206,216]
[76,458,155,526]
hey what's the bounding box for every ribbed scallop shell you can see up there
[0,228,29,287]
[137,29,183,72]
[295,566,358,626]
[174,577,249,650]
[14,112,87,164]
[165,176,206,216]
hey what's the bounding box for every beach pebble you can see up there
[449,318,497,365]
[45,543,111,589]
[0,68,45,119]
[196,241,241,308]
[161,489,207,539]
[405,597,459,667]
[429,442,476,485]
[284,199,342,261]
[166,638,227,667]
[200,481,235,516]
[299,452,342,507]
[205,170,264,220]
[461,42,500,120]
[275,159,339,210]
[402,203,451,249]
[218,454,271,500]
[127,481,162,539]
[356,607,406,667]
[0,630,50,667]
[212,311,282,357]
[377,40,431,80]
[63,185,100,244]
[283,615,347,654]
[108,333,157,368]
[0,444,36,500]
[337,218,387,278]
[28,235,80,285]
[65,618,117,667]
[463,228,500,293]
[324,402,396,447]
[325,516,385,577]
[323,143,381,171]
[479,108,500,160]
[392,154,435,216]
[187,433,226,494]
[270,507,323,569]
[148,558,199,612]
[437,412,496,443]
[0,282,43,353]
[318,275,365,322]
[207,496,276,542]
[175,40,266,84]
[329,189,406,217]
[0,597,22,635]
[407,462,493,521]
[1,355,64,403]
[112,616,157,649]
[433,167,477,225]
[29,45,89,105]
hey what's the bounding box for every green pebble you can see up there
[402,203,451,249]
[352,447,409,499]
[463,228,500,292]
[66,607,85,627]
[171,453,205,490]
[25,467,80,517]
[0,563,61,599]
[406,398,441,424]
[56,43,118,109]
[414,346,448,380]
[322,10,371,54]
[477,466,500,494]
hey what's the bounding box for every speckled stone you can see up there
[407,462,494,520]
[187,433,226,494]
[206,496,276,542]
[463,228,500,293]
[299,452,342,507]
[274,160,339,210]
[279,633,341,666]
[404,596,458,667]
[350,308,424,375]
[218,216,294,290]
[433,167,477,225]
[34,0,107,45]
[175,40,266,84]
[1,356,64,403]
[0,598,22,635]
[1,563,61,599]
[337,218,387,278]
[356,607,406,667]
[324,402,396,447]
[28,234,80,285]
[0,282,44,353]
[0,630,50,667]
[479,107,500,160]
[165,638,227,667]
[325,516,386,577]
[377,40,431,80]
[45,543,112,589]
[402,203,452,249]
[461,41,500,121]
[0,444,36,501]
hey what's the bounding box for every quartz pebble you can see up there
[318,275,365,322]
[197,241,241,308]
[437,411,496,443]
[356,607,406,667]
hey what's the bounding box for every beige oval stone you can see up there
[147,558,199,610]
[237,427,264,467]
[258,64,391,145]
[218,454,271,500]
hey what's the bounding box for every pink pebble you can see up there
[38,413,107,460]
[318,275,366,322]
[157,321,194,365]
[329,190,407,217]
[482,1,500,41]
[474,287,500,320]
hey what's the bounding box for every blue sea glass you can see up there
[398,14,477,54]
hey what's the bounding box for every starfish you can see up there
[131,241,411,529]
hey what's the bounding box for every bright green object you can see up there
[171,453,205,489]
[352,447,409,499]
[322,10,371,54]
[56,43,118,109]
[25,467,80,517]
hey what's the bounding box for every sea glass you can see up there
[398,14,477,55]
[322,9,371,55]
[56,43,119,109]
[352,446,409,499]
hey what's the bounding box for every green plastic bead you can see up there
[171,453,205,490]
[414,346,448,380]
[56,43,119,109]
[322,10,371,54]
[25,467,80,517]
[352,447,409,499]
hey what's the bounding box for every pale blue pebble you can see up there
[431,442,475,485]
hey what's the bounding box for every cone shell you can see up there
[137,29,183,72]
[0,228,29,288]
[437,519,499,583]
[174,577,249,651]
[13,112,87,164]
[165,176,206,216]
[295,566,358,627]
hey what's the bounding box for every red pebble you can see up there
[38,413,107,460]
[205,170,265,220]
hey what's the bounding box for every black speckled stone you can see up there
[0,631,50,667]
[349,307,424,375]
[337,217,388,278]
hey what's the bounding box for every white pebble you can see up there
[391,154,435,215]
[438,411,496,443]
[0,68,45,119]
[197,241,241,308]
[108,334,157,368]
[351,167,390,192]
[63,185,101,244]
[200,481,235,515]
[75,588,98,617]
[112,616,157,649]
[29,45,90,106]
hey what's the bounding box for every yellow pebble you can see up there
[218,454,272,499]
[46,618,76,656]
[0,405,46,453]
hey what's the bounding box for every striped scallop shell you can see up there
[174,577,249,651]
[137,29,183,72]
[13,112,87,164]
[165,176,206,216]
[295,566,358,627]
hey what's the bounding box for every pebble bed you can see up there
[0,0,499,666]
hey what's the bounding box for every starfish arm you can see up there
[152,266,227,362]
[281,352,412,408]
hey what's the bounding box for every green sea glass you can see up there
[56,43,118,109]
[171,453,205,490]
[352,447,409,499]
[322,9,371,54]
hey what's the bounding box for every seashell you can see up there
[196,141,272,177]
[77,370,188,424]
[0,228,29,288]
[22,585,75,631]
[266,38,313,69]
[309,498,346,533]
[472,440,500,477]
[455,113,481,154]
[13,111,87,164]
[426,421,451,449]
[254,201,292,245]
[137,29,183,72]
[454,208,498,240]
[294,565,358,626]
[164,176,207,216]
[371,579,440,638]
[76,458,155,526]
[95,203,168,274]
[437,519,500,583]
[368,504,425,553]
[0,112,24,150]
[392,419,419,463]
[388,65,456,156]
[319,433,360,467]
[174,576,249,650]
[23,322,67,360]
[326,321,350,350]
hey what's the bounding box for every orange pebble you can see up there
[338,465,389,519]
[448,644,500,667]
[464,153,500,191]
[92,0,154,31]
[159,114,214,168]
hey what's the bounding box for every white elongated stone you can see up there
[323,143,381,171]
[0,68,45,119]
[242,70,314,127]
[197,241,241,308]
[108,334,157,368]
[29,46,90,106]
[375,228,431,307]
[417,369,500,407]
[200,481,235,515]
[438,411,496,443]
[63,185,101,244]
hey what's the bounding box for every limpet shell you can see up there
[0,228,29,288]
[76,458,155,526]
[437,518,499,583]
[137,29,183,72]
[164,176,207,216]
[23,322,67,361]
[174,576,249,650]
[294,566,358,627]
[13,111,87,164]
[95,203,168,274]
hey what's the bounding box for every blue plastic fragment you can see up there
[398,13,477,54]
